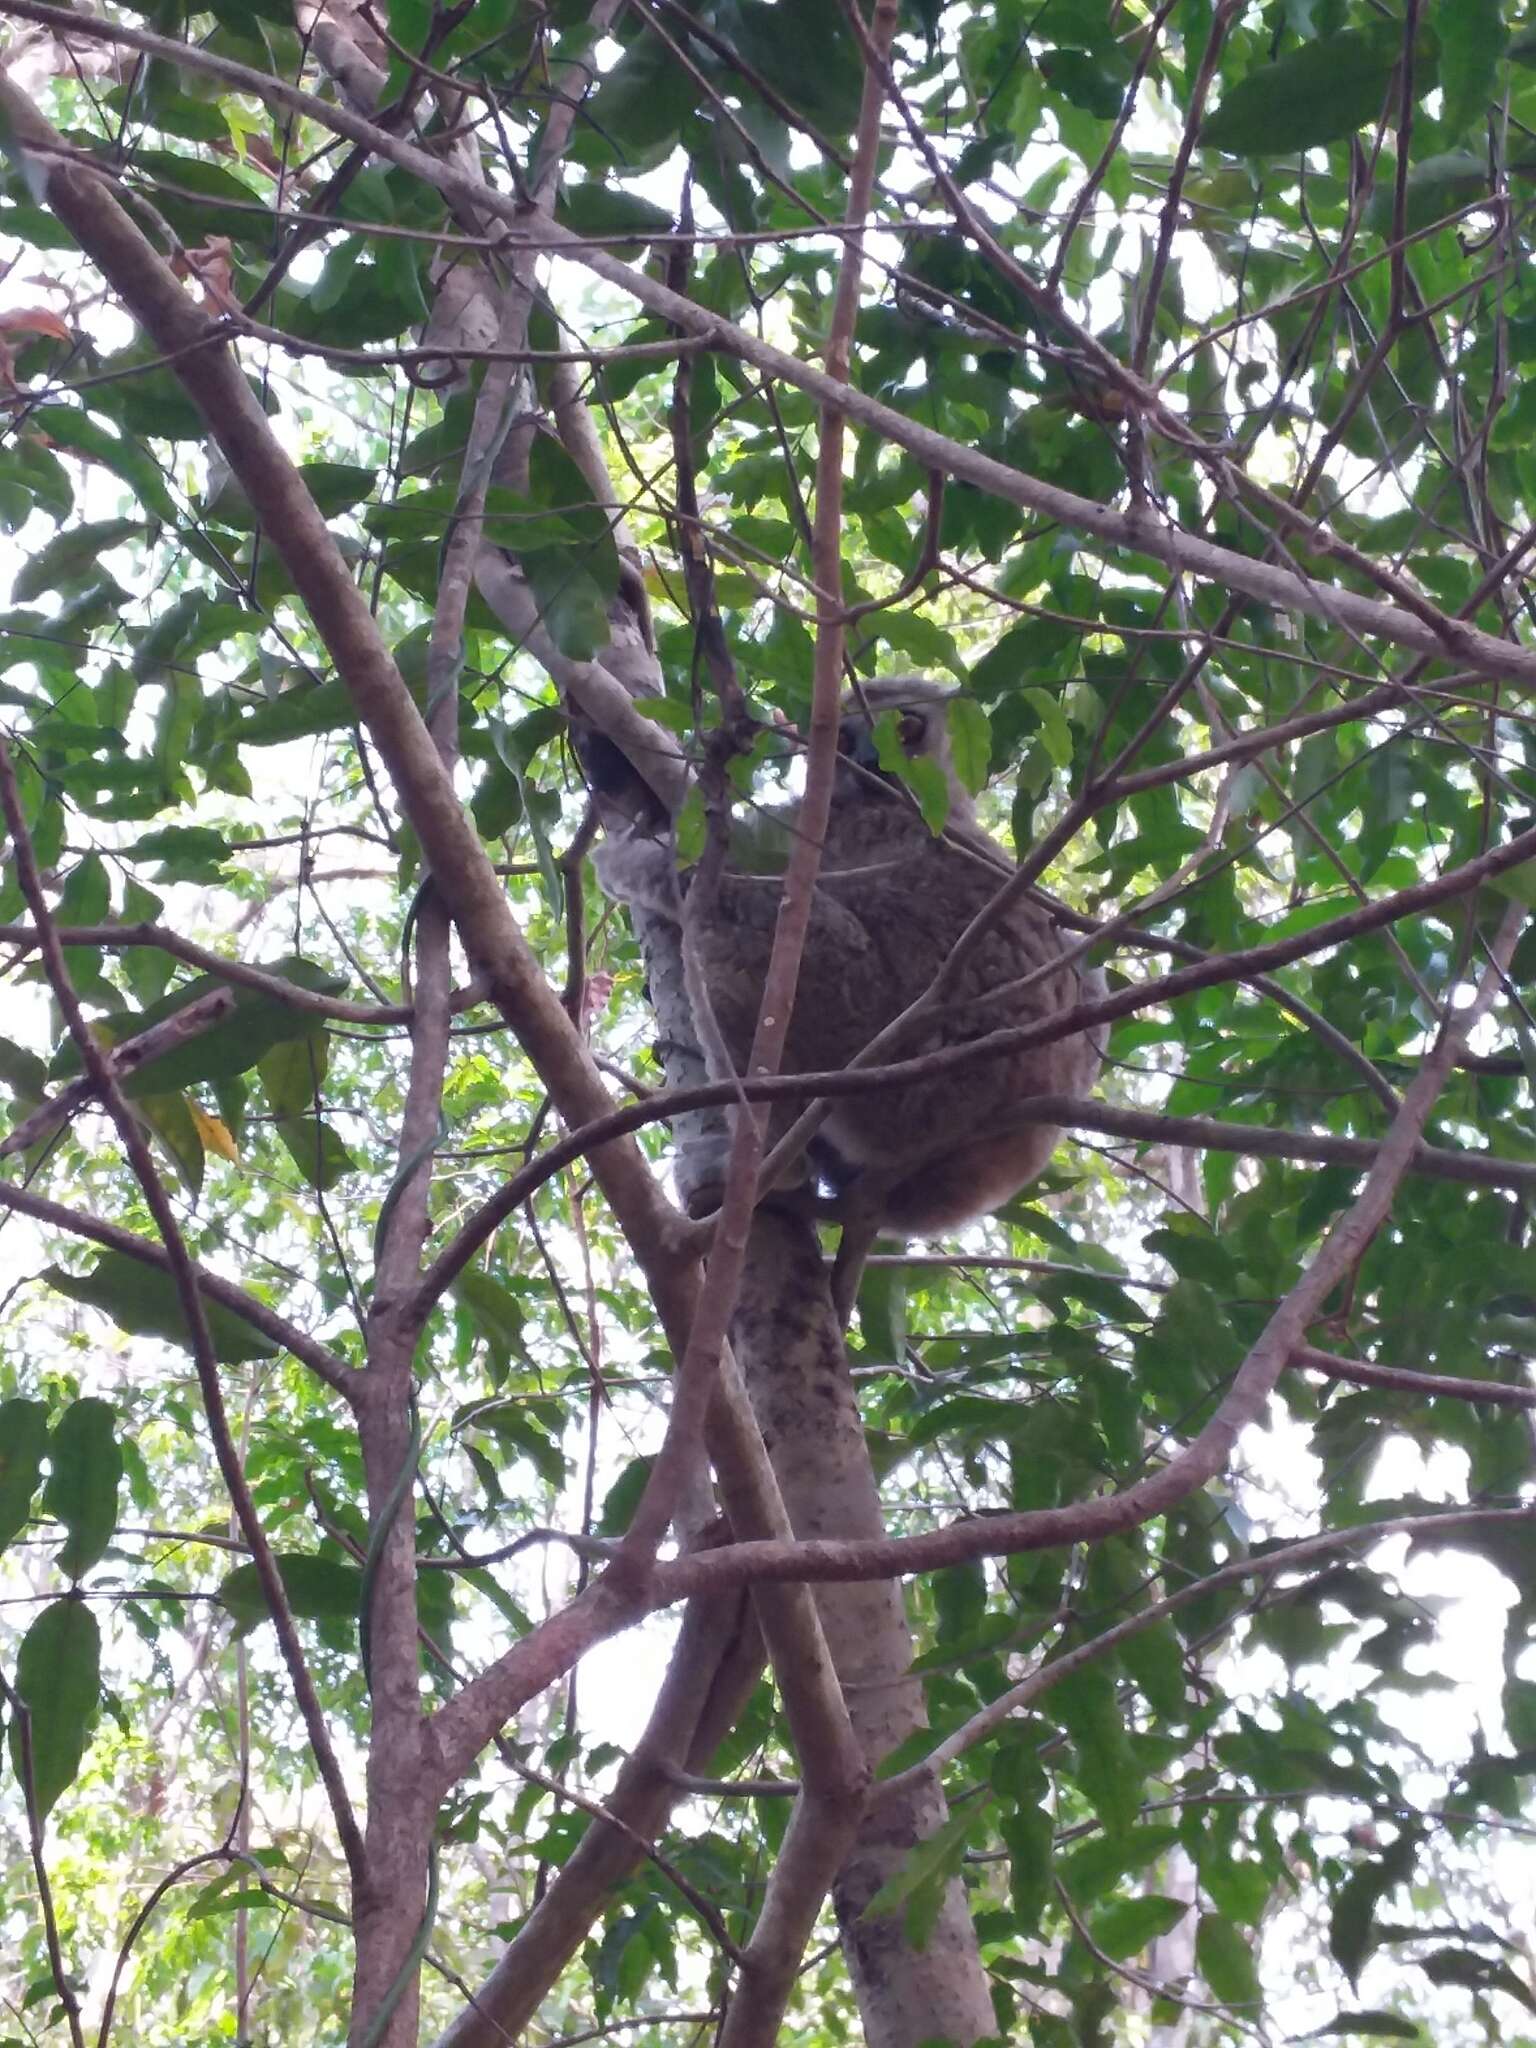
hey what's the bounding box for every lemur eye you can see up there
[899,713,927,747]
[836,721,858,755]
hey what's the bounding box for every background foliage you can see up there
[5,0,1536,2042]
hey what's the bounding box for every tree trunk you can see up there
[733,1207,996,2046]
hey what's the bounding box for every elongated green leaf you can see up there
[1436,0,1506,137]
[1051,1660,1141,1833]
[1090,1893,1189,1961]
[861,1803,982,1933]
[207,459,376,528]
[453,1267,530,1379]
[50,957,344,1096]
[1330,1828,1423,1986]
[945,695,991,793]
[0,1398,49,1553]
[42,1251,278,1364]
[258,1029,328,1117]
[1197,1911,1263,2007]
[1299,2016,1420,2041]
[123,825,232,883]
[557,181,674,244]
[1001,1803,1053,1936]
[1203,31,1398,155]
[12,517,141,602]
[1060,1824,1182,1903]
[0,1032,47,1104]
[9,1599,100,1817]
[136,1090,205,1199]
[41,1397,122,1580]
[27,406,176,520]
[218,1554,363,1637]
[275,1115,357,1191]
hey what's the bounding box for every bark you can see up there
[432,1588,762,2048]
[733,1208,997,2047]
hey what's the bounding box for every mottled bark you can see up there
[432,1587,761,2048]
[734,1208,997,2047]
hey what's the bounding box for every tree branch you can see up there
[0,737,367,1881]
[875,1502,1536,1803]
[0,1178,357,1394]
[0,988,234,1161]
[7,8,1536,690]
[653,910,1524,1600]
[0,924,420,1022]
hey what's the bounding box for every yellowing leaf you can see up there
[190,1101,239,1161]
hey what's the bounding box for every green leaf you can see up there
[1330,1828,1423,1987]
[135,1089,206,1198]
[235,676,354,746]
[872,710,953,832]
[1022,685,1074,770]
[596,1455,653,1537]
[853,1258,906,1360]
[26,406,176,521]
[0,1033,47,1104]
[9,1599,100,1818]
[275,1116,357,1191]
[258,1029,327,1117]
[41,1396,123,1579]
[1417,1945,1536,2014]
[1000,1803,1053,1935]
[1038,45,1130,121]
[557,181,674,244]
[209,459,376,527]
[123,825,233,883]
[1299,2017,1420,2041]
[453,1268,530,1379]
[946,696,991,794]
[52,958,344,1096]
[1089,1893,1189,1961]
[1362,151,1489,237]
[11,517,141,602]
[1060,1823,1183,1903]
[1435,0,1506,137]
[861,1804,983,1925]
[42,1251,278,1364]
[0,1399,49,1553]
[1202,30,1398,155]
[1052,1660,1141,1832]
[218,1554,363,1637]
[1196,1911,1263,2007]
[674,784,707,865]
[185,1880,279,1920]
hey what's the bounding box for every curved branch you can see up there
[0,1178,357,1395]
[5,7,1536,689]
[875,1501,1536,1803]
[1294,1345,1536,1408]
[651,913,1522,1602]
[0,924,417,1023]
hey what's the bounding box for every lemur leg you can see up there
[828,1177,892,1330]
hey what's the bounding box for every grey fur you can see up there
[594,679,1102,1235]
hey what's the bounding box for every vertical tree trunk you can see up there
[733,1208,997,2047]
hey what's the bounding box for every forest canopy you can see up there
[3,1,1536,2045]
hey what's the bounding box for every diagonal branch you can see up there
[0,1177,357,1393]
[656,908,1526,1601]
[5,9,1536,691]
[0,988,233,1162]
[0,736,367,1881]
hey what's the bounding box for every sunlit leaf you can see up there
[0,1398,49,1554]
[41,1397,123,1580]
[42,1251,278,1364]
[8,1599,100,1818]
